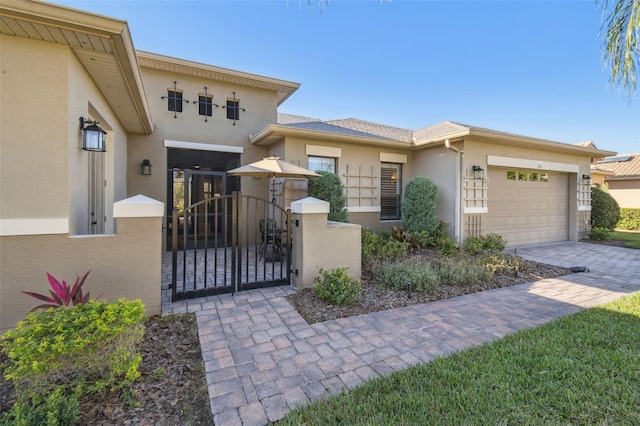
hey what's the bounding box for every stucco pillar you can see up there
[113,195,164,316]
[290,197,361,290]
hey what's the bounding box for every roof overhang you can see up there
[250,124,411,148]
[605,174,640,181]
[0,0,153,134]
[137,51,301,106]
[414,128,616,158]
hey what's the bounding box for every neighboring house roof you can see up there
[574,141,598,149]
[0,0,153,134]
[597,154,640,180]
[137,52,300,106]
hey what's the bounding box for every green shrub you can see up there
[1,299,145,399]
[431,222,457,255]
[591,187,620,231]
[589,227,611,241]
[391,226,433,251]
[478,253,524,275]
[314,267,361,306]
[376,259,440,294]
[430,257,492,286]
[361,229,409,263]
[376,257,491,292]
[1,387,81,426]
[617,208,640,230]
[401,177,438,234]
[463,234,507,254]
[308,170,349,223]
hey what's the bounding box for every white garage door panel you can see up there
[487,167,569,246]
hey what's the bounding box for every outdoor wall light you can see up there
[472,165,485,179]
[582,174,592,181]
[141,159,152,175]
[79,117,106,152]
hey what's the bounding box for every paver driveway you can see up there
[162,242,640,425]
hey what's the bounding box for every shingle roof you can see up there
[325,118,412,142]
[278,113,404,142]
[596,154,640,178]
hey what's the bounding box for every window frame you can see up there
[167,90,183,113]
[380,162,402,221]
[198,95,214,117]
[226,99,241,121]
[307,156,337,174]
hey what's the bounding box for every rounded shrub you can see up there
[401,177,438,234]
[313,267,361,306]
[591,187,620,231]
[308,170,348,223]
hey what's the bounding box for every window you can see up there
[226,100,241,121]
[381,163,402,220]
[507,171,516,180]
[198,95,213,117]
[166,90,183,113]
[517,171,527,181]
[308,156,336,173]
[540,173,549,182]
[529,172,539,181]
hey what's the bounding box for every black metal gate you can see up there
[170,192,291,301]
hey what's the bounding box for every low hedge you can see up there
[617,208,640,231]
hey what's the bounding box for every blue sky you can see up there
[53,0,639,154]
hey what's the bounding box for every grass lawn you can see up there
[278,292,640,425]
[611,230,640,249]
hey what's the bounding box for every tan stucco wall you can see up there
[463,139,592,177]
[128,68,280,246]
[412,144,459,230]
[128,68,276,200]
[0,217,162,332]
[68,50,128,235]
[607,179,640,208]
[291,212,361,289]
[283,136,413,230]
[1,36,70,221]
[0,35,128,236]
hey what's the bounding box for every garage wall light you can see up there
[582,174,592,181]
[472,165,484,179]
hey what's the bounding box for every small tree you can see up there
[401,177,438,234]
[308,170,349,222]
[591,186,620,231]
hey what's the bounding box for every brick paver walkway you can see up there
[162,242,640,425]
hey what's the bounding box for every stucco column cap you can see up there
[291,197,330,214]
[114,194,164,218]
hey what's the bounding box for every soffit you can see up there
[137,51,300,105]
[0,0,152,134]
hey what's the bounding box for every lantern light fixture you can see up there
[472,165,485,179]
[141,159,152,175]
[79,117,106,152]
[582,174,592,181]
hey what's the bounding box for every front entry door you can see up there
[185,170,227,248]
[169,169,228,248]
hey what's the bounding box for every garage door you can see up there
[487,167,569,246]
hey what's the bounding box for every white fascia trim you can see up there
[464,207,488,214]
[346,206,381,213]
[0,218,69,236]
[487,155,579,173]
[164,139,244,153]
[578,205,592,211]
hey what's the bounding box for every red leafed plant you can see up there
[22,270,93,311]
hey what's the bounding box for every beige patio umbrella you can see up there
[227,156,320,202]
